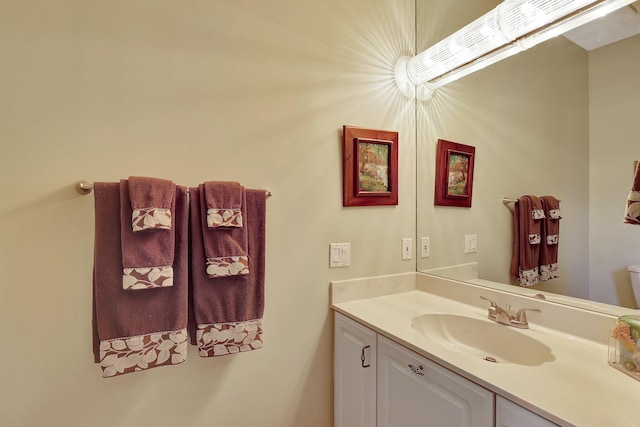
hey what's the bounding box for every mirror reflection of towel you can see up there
[510,195,543,287]
[624,163,640,224]
[540,196,561,281]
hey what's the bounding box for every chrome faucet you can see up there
[480,296,541,329]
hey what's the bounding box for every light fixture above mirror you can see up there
[395,0,636,98]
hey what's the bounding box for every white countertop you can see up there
[332,273,640,427]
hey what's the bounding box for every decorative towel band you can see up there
[624,191,640,224]
[206,256,249,278]
[99,328,188,378]
[207,208,243,228]
[539,263,559,281]
[528,234,541,245]
[132,207,172,232]
[123,266,174,290]
[546,234,559,245]
[196,319,263,357]
[518,266,539,287]
[532,209,545,220]
[548,209,562,220]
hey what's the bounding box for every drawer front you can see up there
[496,396,558,427]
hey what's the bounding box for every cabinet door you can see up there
[496,396,558,427]
[377,335,493,427]
[334,312,376,427]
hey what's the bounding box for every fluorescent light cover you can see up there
[404,0,636,90]
[428,43,524,89]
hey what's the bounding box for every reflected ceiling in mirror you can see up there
[563,2,640,50]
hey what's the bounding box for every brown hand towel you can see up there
[128,176,174,232]
[540,196,561,281]
[120,179,176,290]
[199,183,249,278]
[188,186,266,357]
[92,183,189,378]
[624,163,640,224]
[510,195,544,287]
[204,181,244,228]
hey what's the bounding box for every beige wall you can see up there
[417,27,591,298]
[0,1,415,425]
[589,34,640,307]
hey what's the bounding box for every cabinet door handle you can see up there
[361,345,371,368]
[408,363,424,376]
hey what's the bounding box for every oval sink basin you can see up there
[411,313,555,366]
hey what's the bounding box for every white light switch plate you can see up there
[420,237,430,258]
[464,234,477,254]
[402,238,412,260]
[330,243,350,268]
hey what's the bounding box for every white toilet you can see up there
[628,264,640,307]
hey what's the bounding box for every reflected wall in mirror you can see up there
[416,0,640,308]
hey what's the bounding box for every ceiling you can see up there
[563,2,640,50]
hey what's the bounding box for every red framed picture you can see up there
[434,139,475,207]
[342,126,398,207]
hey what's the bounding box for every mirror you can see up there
[416,0,640,310]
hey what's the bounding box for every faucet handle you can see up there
[513,308,542,328]
[479,296,497,307]
[479,296,499,321]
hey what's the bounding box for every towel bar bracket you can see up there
[76,181,93,195]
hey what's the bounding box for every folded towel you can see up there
[129,176,174,232]
[199,183,249,278]
[204,181,244,228]
[92,183,189,378]
[540,196,561,281]
[188,187,266,357]
[624,163,640,224]
[510,195,544,287]
[120,179,176,290]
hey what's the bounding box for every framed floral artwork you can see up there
[342,126,398,207]
[434,139,475,207]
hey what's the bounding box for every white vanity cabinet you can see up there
[334,312,377,427]
[496,396,559,427]
[335,312,493,427]
[377,335,494,427]
[335,312,558,427]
